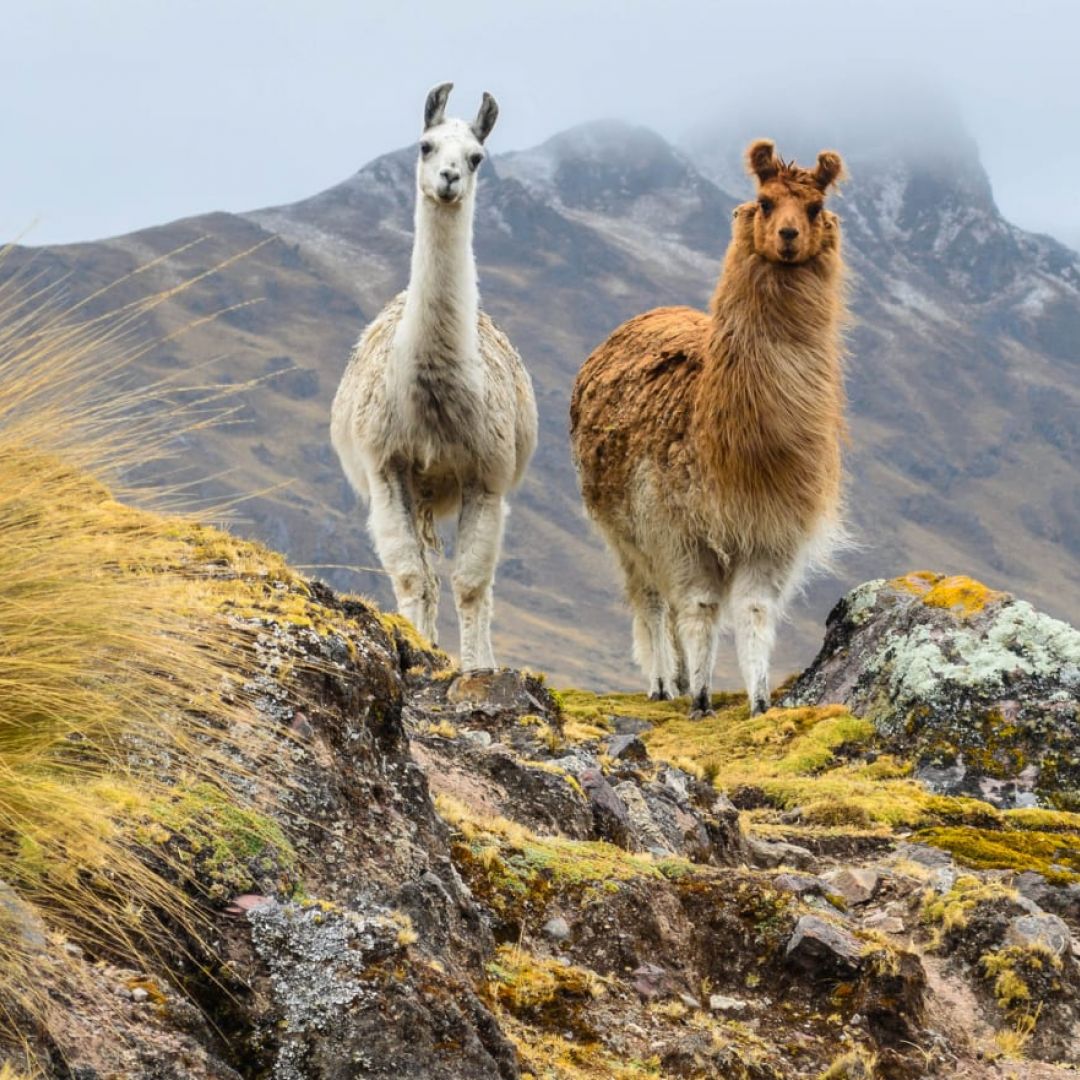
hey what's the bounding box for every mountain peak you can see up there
[499,120,707,213]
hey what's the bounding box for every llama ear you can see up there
[424,82,453,130]
[472,92,499,144]
[746,139,779,184]
[813,150,845,191]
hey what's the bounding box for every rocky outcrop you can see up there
[787,572,1080,809]
[7,567,1080,1079]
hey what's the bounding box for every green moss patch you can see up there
[137,782,299,901]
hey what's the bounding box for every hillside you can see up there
[4,118,1077,687]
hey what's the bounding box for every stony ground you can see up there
[3,557,1079,1079]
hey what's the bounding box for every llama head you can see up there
[416,82,499,207]
[742,139,845,265]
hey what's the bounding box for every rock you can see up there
[131,987,149,1003]
[1005,913,1073,957]
[785,574,1080,807]
[678,993,702,1010]
[820,867,882,906]
[447,669,548,713]
[611,715,653,736]
[224,893,274,918]
[289,711,314,739]
[460,729,493,748]
[1015,871,1080,921]
[708,994,749,1013]
[606,732,648,763]
[863,912,905,934]
[785,915,864,975]
[542,916,571,943]
[631,963,676,1001]
[747,837,815,870]
[0,879,47,954]
[772,873,823,896]
[892,843,955,870]
[579,767,635,849]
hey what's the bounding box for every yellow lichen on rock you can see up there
[889,571,1004,618]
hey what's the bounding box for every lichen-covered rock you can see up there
[786,572,1080,809]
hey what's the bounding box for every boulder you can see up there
[786,573,1080,808]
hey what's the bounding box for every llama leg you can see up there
[673,585,722,718]
[367,466,438,643]
[668,606,689,696]
[453,487,505,671]
[731,561,786,715]
[629,585,676,700]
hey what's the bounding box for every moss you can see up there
[916,825,1080,883]
[816,1048,877,1079]
[136,782,298,901]
[980,944,1062,1025]
[487,944,606,1017]
[921,875,1018,937]
[377,611,451,667]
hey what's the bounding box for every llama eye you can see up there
[758,197,774,215]
[420,141,434,157]
[468,152,484,170]
[808,203,823,221]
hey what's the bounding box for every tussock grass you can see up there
[0,249,282,1064]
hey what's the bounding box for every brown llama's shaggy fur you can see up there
[570,139,849,715]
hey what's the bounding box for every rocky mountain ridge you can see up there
[4,116,1077,687]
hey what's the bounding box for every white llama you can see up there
[331,82,537,670]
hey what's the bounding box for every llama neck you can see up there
[696,246,846,462]
[397,191,480,374]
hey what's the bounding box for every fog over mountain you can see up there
[3,1,1079,251]
[4,102,1075,688]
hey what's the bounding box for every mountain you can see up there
[4,118,1077,687]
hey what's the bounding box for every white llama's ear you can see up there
[472,92,499,144]
[424,82,453,130]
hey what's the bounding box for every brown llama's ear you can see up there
[813,150,845,191]
[746,139,779,184]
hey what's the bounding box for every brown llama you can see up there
[570,139,848,716]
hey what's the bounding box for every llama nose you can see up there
[779,227,799,241]
[439,168,461,185]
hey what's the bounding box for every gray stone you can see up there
[131,987,150,1003]
[863,912,905,934]
[783,576,1080,808]
[606,733,648,763]
[460,729,493,748]
[772,873,823,896]
[708,994,749,1013]
[611,715,653,736]
[0,879,46,954]
[542,916,571,942]
[579,767,634,849]
[1004,913,1072,958]
[820,867,881,906]
[893,843,955,870]
[747,837,815,870]
[1015,870,1080,920]
[785,915,863,974]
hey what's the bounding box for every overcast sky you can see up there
[3,0,1078,249]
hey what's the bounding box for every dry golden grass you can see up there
[0,248,283,1064]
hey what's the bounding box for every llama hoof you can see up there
[750,697,770,716]
[689,707,716,720]
[648,682,673,702]
[689,690,713,719]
